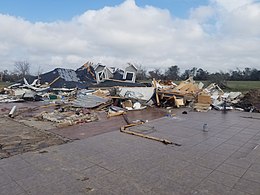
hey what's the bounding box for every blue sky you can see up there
[0,0,209,22]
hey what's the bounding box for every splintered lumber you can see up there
[120,122,181,146]
[157,90,191,97]
[193,103,211,112]
[153,78,160,106]
[121,113,181,146]
[198,94,212,104]
[175,98,184,107]
[48,76,61,87]
[107,110,125,118]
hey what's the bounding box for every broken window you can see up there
[125,72,134,81]
[98,71,105,81]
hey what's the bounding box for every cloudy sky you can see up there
[0,0,260,73]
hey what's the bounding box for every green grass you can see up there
[194,80,260,91]
[226,81,260,91]
[0,82,9,88]
[193,80,260,91]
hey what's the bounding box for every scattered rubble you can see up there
[234,89,260,112]
[0,64,259,159]
[152,77,258,113]
[36,108,98,128]
[1,74,258,127]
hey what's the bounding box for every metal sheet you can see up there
[73,94,109,108]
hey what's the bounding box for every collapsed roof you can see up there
[39,62,96,89]
[16,62,141,89]
[76,62,96,82]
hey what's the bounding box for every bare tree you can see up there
[165,65,180,80]
[36,65,43,76]
[0,71,3,82]
[136,65,148,81]
[14,61,30,78]
[148,68,162,80]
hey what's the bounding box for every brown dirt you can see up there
[0,116,66,159]
[236,89,260,112]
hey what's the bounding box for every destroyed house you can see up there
[94,63,137,83]
[75,63,96,83]
[37,62,96,89]
[123,63,137,83]
[112,68,124,80]
[94,64,114,83]
[39,67,95,89]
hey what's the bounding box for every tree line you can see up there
[0,61,43,82]
[1,61,260,82]
[136,65,260,81]
[0,61,31,82]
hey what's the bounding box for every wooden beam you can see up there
[153,78,160,106]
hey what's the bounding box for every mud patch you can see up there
[0,116,66,159]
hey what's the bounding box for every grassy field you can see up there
[225,81,260,91]
[196,81,260,91]
[193,81,260,91]
[0,82,13,89]
[0,82,8,88]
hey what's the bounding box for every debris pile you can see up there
[36,107,98,128]
[153,77,258,113]
[1,65,259,159]
[0,84,154,130]
[1,75,258,127]
[234,89,260,112]
[153,77,201,108]
[0,68,258,136]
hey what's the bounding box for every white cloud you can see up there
[190,6,215,22]
[212,0,253,11]
[218,3,260,37]
[0,0,260,74]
